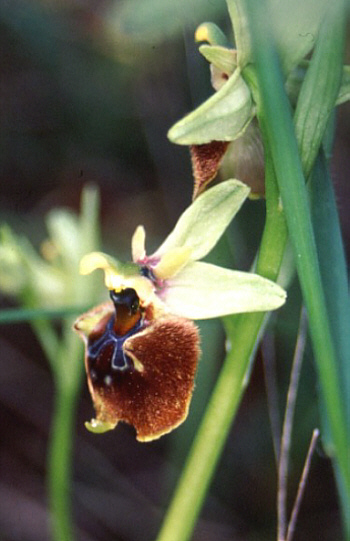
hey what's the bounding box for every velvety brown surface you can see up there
[88,316,200,441]
[190,141,230,199]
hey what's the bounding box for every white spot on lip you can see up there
[90,369,98,382]
[104,375,112,386]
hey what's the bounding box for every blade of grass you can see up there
[245,0,350,519]
[309,153,350,419]
[0,305,92,324]
[309,152,350,532]
[294,14,344,178]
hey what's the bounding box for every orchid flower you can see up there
[79,179,286,319]
[74,179,286,441]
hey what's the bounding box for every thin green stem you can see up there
[40,325,84,541]
[47,380,78,541]
[0,305,91,324]
[31,318,60,372]
[47,328,83,541]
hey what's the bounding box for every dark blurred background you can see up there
[1,1,349,540]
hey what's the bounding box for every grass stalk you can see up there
[245,0,350,521]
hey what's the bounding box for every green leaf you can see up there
[168,68,254,144]
[310,153,350,419]
[155,179,250,261]
[310,153,350,532]
[294,6,345,177]
[336,65,350,105]
[286,61,350,107]
[269,0,328,74]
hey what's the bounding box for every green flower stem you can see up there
[47,323,83,541]
[46,186,100,541]
[246,0,350,514]
[156,151,287,541]
[31,318,60,372]
[48,381,77,541]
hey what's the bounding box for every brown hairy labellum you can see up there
[190,141,229,199]
[74,288,200,442]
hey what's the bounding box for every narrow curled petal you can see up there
[131,225,146,263]
[80,252,121,277]
[154,179,250,262]
[160,261,287,319]
[75,308,200,442]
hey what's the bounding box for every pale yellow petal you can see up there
[154,180,250,262]
[154,246,192,279]
[162,261,287,319]
[104,271,124,291]
[131,225,146,262]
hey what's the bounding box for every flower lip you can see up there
[88,312,142,372]
[78,310,200,441]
